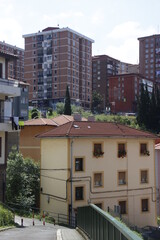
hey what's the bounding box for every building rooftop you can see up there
[23,26,94,43]
[51,115,87,126]
[24,118,58,126]
[37,121,157,139]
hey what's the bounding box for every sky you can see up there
[0,0,159,64]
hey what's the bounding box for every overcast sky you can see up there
[0,0,159,63]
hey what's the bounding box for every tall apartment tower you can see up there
[138,34,160,83]
[23,27,94,109]
[0,41,24,81]
[92,55,119,112]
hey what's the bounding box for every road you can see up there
[0,216,64,240]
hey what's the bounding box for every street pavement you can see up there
[0,216,85,240]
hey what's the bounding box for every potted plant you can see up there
[93,150,104,158]
[118,150,127,158]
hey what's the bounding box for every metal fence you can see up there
[77,204,142,240]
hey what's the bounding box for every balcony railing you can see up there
[0,78,19,87]
[0,115,11,123]
[77,204,142,240]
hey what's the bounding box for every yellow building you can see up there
[38,121,157,227]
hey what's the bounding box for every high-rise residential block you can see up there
[23,27,94,109]
[92,55,119,112]
[138,34,160,83]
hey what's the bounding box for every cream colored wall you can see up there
[40,138,69,216]
[72,137,156,227]
[40,136,156,227]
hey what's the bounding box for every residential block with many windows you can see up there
[23,27,94,109]
[38,121,157,227]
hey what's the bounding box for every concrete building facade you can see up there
[23,27,94,110]
[0,50,21,202]
[38,121,157,228]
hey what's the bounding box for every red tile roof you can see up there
[51,115,87,126]
[37,121,157,139]
[24,118,58,126]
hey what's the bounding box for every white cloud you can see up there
[90,10,104,25]
[105,21,156,63]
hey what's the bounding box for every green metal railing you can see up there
[77,204,142,240]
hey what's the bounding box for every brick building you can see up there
[23,27,94,110]
[92,55,119,112]
[138,34,160,84]
[109,73,153,114]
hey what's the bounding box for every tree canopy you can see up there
[64,86,72,115]
[6,147,40,211]
[91,91,103,113]
[137,84,160,133]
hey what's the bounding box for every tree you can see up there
[91,91,103,113]
[56,102,64,114]
[6,147,40,211]
[64,86,72,115]
[31,108,39,119]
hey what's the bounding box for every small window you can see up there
[75,158,83,171]
[119,201,127,214]
[140,143,150,156]
[93,143,104,157]
[141,199,149,212]
[141,170,148,183]
[118,171,127,185]
[75,187,83,201]
[118,143,126,158]
[94,173,103,187]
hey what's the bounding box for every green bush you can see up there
[0,205,14,226]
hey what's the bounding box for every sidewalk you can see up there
[57,228,86,240]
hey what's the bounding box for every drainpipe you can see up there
[70,139,74,224]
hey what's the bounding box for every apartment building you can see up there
[23,27,94,110]
[109,73,153,114]
[0,41,24,81]
[38,121,157,228]
[0,50,21,202]
[118,62,139,74]
[138,34,160,84]
[92,55,119,112]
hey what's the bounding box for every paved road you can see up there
[0,216,85,240]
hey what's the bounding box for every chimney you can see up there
[88,116,95,122]
[73,113,82,121]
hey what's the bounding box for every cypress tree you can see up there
[64,85,72,115]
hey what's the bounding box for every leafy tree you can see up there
[6,147,40,211]
[56,102,64,114]
[47,107,53,116]
[91,91,103,113]
[31,108,39,119]
[64,86,72,115]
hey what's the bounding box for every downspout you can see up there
[70,139,74,221]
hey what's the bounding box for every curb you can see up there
[0,226,15,232]
[57,229,62,240]
[76,227,90,240]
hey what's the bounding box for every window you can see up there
[140,143,150,156]
[75,187,84,200]
[0,137,1,157]
[75,158,83,171]
[118,143,126,158]
[94,173,103,187]
[118,171,127,185]
[141,199,149,212]
[93,143,104,157]
[119,201,127,214]
[141,170,148,183]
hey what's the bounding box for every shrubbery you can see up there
[0,205,14,226]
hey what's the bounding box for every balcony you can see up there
[0,78,20,98]
[0,116,19,132]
